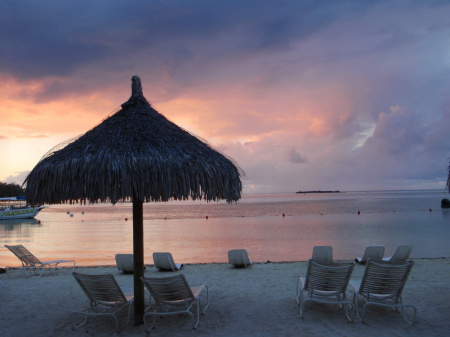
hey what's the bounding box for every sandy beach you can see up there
[1,258,449,337]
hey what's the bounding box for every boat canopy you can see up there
[0,196,25,201]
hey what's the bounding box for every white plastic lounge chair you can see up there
[312,246,333,262]
[382,245,413,262]
[355,246,385,264]
[142,274,209,332]
[71,272,134,332]
[296,260,355,322]
[153,252,183,271]
[228,249,252,268]
[4,244,76,277]
[349,259,416,325]
[115,254,134,274]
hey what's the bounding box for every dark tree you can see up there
[0,182,25,197]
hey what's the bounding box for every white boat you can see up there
[0,197,45,220]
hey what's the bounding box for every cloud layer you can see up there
[1,0,449,192]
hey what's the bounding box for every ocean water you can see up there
[1,190,449,266]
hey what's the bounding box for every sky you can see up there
[1,0,450,194]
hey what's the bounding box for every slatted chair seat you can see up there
[349,259,416,325]
[5,244,75,277]
[296,259,355,322]
[71,272,134,332]
[141,274,209,332]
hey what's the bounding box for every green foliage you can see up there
[0,182,25,198]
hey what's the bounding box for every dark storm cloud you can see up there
[0,1,114,78]
[0,0,370,80]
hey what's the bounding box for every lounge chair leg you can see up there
[71,312,89,330]
[344,302,354,323]
[295,279,301,304]
[113,316,119,333]
[298,291,305,318]
[191,312,198,329]
[143,314,157,333]
[402,305,417,325]
[360,303,369,324]
[353,293,362,322]
[299,301,306,318]
[200,286,210,314]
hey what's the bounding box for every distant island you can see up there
[296,190,341,194]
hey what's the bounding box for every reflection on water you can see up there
[0,190,449,266]
[0,218,41,232]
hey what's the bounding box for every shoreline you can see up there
[4,256,449,269]
[1,258,449,336]
[3,256,450,270]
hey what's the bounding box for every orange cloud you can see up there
[0,77,117,139]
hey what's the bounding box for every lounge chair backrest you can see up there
[361,246,385,262]
[73,272,128,305]
[142,274,194,304]
[228,249,251,267]
[312,246,333,262]
[115,254,133,273]
[304,260,354,295]
[153,252,178,271]
[5,244,42,266]
[357,260,414,300]
[388,245,413,262]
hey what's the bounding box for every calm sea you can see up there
[1,190,449,267]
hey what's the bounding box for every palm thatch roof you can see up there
[24,76,242,205]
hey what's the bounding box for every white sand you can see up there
[1,258,449,337]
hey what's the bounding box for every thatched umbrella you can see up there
[24,76,242,325]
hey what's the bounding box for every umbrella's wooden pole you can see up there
[133,200,145,325]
